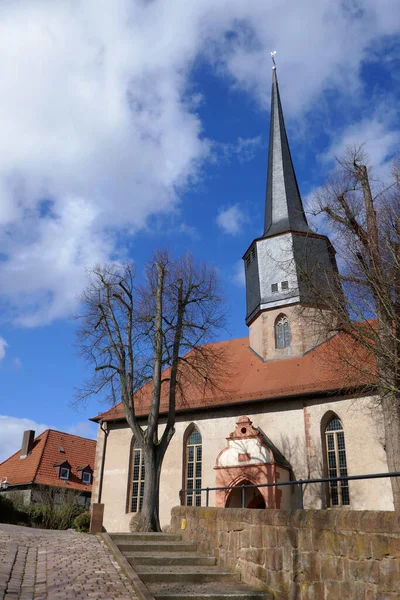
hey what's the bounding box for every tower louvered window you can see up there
[131,439,145,512]
[325,417,350,506]
[185,429,202,507]
[275,315,290,348]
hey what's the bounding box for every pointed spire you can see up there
[264,64,312,237]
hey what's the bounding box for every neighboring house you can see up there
[0,429,96,506]
[90,66,394,532]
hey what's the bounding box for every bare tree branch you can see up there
[303,145,400,508]
[75,252,226,530]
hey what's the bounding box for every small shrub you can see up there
[1,487,87,530]
[29,502,83,530]
[0,494,30,525]
[73,511,91,532]
[29,485,85,530]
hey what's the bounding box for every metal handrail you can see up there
[179,471,400,509]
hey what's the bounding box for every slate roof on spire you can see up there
[264,67,313,237]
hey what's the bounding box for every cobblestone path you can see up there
[0,524,139,600]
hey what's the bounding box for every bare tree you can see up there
[76,250,226,531]
[306,146,400,508]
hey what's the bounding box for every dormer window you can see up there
[54,460,71,481]
[82,471,92,485]
[60,466,70,480]
[77,465,93,485]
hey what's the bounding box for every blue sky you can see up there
[0,0,399,460]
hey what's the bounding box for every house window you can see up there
[281,280,289,290]
[131,439,145,513]
[82,471,92,485]
[271,283,279,293]
[275,315,290,348]
[60,467,70,480]
[325,417,350,507]
[185,429,202,507]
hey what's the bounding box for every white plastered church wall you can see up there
[304,396,393,511]
[95,393,391,532]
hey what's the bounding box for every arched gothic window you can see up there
[325,416,350,506]
[275,315,290,349]
[131,438,145,512]
[185,428,202,507]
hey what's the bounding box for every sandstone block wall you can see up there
[170,507,400,599]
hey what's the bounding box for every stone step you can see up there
[149,581,272,600]
[127,552,216,566]
[110,531,272,600]
[135,565,241,585]
[117,541,197,553]
[110,532,182,543]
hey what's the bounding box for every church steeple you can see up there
[264,66,312,237]
[243,56,340,360]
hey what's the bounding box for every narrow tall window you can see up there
[185,429,202,507]
[325,417,350,506]
[275,315,290,348]
[131,439,145,512]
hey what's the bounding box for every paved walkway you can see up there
[0,524,139,600]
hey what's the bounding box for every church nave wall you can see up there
[94,393,393,532]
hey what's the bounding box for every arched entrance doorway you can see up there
[215,417,291,509]
[225,480,266,509]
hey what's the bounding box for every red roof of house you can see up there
[92,332,376,423]
[0,430,96,492]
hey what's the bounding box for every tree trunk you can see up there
[381,393,400,511]
[135,444,163,532]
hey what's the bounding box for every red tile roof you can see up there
[92,332,376,423]
[0,430,96,492]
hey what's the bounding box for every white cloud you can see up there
[217,204,247,235]
[234,136,263,163]
[213,136,262,164]
[0,0,398,325]
[0,337,7,361]
[305,108,399,235]
[232,260,245,287]
[0,415,50,463]
[0,415,97,463]
[68,420,97,440]
[11,357,22,372]
[320,110,399,181]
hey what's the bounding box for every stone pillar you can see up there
[89,503,104,534]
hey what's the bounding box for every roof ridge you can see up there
[32,429,50,483]
[45,428,97,442]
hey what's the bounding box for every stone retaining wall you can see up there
[170,506,400,599]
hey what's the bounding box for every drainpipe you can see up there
[97,420,109,504]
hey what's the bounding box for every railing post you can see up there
[206,487,210,507]
[241,484,245,508]
[298,480,304,509]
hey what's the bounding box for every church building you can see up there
[91,65,394,531]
